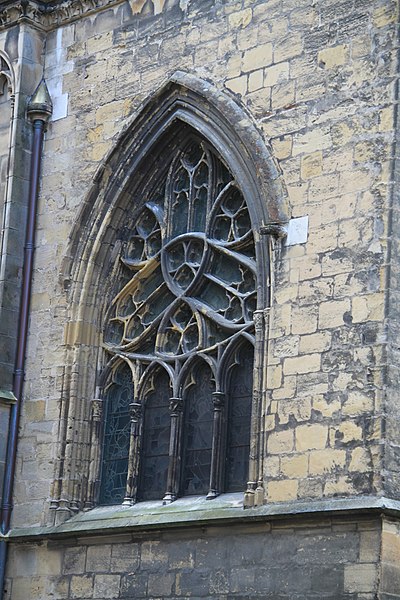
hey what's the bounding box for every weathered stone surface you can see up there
[1,0,399,597]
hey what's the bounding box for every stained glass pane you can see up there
[182,363,214,495]
[99,365,132,505]
[138,370,171,500]
[101,131,257,504]
[226,342,253,492]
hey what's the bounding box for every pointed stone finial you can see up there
[27,79,53,123]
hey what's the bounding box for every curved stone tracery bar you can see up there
[100,136,258,505]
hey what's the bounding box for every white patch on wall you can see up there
[285,216,309,246]
[46,26,73,122]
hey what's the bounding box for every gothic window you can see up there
[99,134,256,505]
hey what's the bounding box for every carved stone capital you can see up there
[169,397,183,415]
[253,309,264,332]
[212,391,225,410]
[91,398,103,421]
[129,401,142,422]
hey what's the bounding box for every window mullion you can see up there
[86,398,104,509]
[123,401,142,505]
[207,391,226,499]
[163,397,183,504]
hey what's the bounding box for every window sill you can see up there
[5,494,400,543]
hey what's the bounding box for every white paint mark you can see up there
[51,94,69,122]
[45,27,72,121]
[285,216,309,246]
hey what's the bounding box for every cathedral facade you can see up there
[0,0,399,598]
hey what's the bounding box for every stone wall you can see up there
[5,516,382,600]
[0,0,399,598]
[10,0,396,527]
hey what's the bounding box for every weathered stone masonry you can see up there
[0,0,400,598]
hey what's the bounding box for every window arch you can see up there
[99,363,133,505]
[52,74,289,519]
[99,134,257,505]
[138,366,172,501]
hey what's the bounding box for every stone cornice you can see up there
[3,494,400,543]
[0,0,126,31]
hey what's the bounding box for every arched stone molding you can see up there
[0,51,15,98]
[0,50,16,365]
[0,50,15,239]
[51,72,290,522]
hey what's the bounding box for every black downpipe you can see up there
[0,80,52,599]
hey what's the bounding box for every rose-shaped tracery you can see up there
[104,138,256,360]
[100,136,257,504]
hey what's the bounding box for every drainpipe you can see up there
[0,80,52,599]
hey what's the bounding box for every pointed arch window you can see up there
[99,133,256,505]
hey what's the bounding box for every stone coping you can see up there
[3,494,400,543]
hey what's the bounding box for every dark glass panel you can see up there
[125,235,145,262]
[199,280,230,313]
[117,295,136,318]
[136,208,157,238]
[182,363,214,495]
[132,268,163,303]
[212,253,246,287]
[102,132,258,505]
[104,319,125,346]
[125,314,144,340]
[226,343,253,492]
[192,160,209,232]
[99,365,132,505]
[138,370,171,500]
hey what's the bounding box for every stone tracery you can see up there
[100,136,256,504]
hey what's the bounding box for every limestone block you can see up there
[267,429,294,454]
[292,127,332,156]
[267,479,298,502]
[225,75,247,95]
[291,305,318,335]
[349,447,372,472]
[86,544,112,572]
[373,5,396,28]
[331,421,363,445]
[271,135,292,160]
[70,574,94,598]
[299,332,331,354]
[318,44,348,69]
[93,574,121,599]
[274,33,303,63]
[295,424,328,451]
[242,43,273,73]
[280,454,308,478]
[313,394,341,418]
[271,79,295,109]
[266,364,283,389]
[263,61,289,87]
[272,374,297,400]
[283,353,321,375]
[248,68,263,92]
[318,298,351,329]
[301,151,322,180]
[324,476,355,496]
[344,564,378,593]
[228,8,252,29]
[309,449,346,475]
[277,396,312,424]
[342,391,374,417]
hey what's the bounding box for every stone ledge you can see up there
[3,494,400,543]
